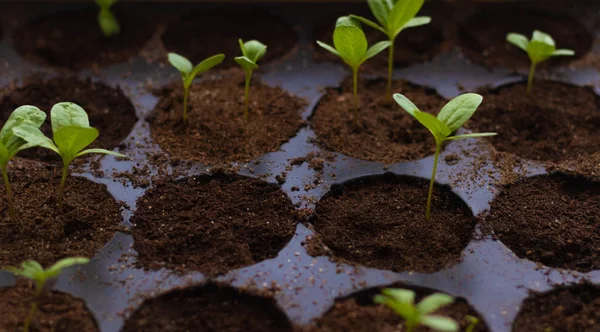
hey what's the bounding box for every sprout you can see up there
[394,93,496,220]
[506,30,574,94]
[351,0,430,100]
[13,102,127,212]
[374,288,459,332]
[0,106,46,219]
[167,52,226,122]
[95,0,120,37]
[234,39,267,121]
[5,257,89,332]
[465,315,479,332]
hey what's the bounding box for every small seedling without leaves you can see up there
[374,288,459,332]
[96,0,120,37]
[506,30,574,94]
[168,52,225,122]
[235,39,267,121]
[5,257,89,332]
[394,93,496,220]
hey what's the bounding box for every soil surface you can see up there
[162,7,297,69]
[467,81,600,163]
[458,6,592,69]
[309,174,475,273]
[13,6,155,70]
[486,173,600,272]
[311,77,446,164]
[513,283,600,332]
[150,73,305,165]
[0,76,137,162]
[0,158,123,266]
[131,173,297,276]
[122,283,292,332]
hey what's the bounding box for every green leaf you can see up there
[12,125,59,154]
[168,52,193,77]
[364,41,392,62]
[240,39,267,63]
[388,0,425,37]
[333,19,368,68]
[446,132,497,140]
[45,257,89,279]
[350,15,387,35]
[51,102,90,134]
[437,93,483,133]
[316,41,340,57]
[403,16,431,29]
[421,315,459,332]
[98,9,120,37]
[374,294,417,319]
[506,33,529,51]
[417,293,454,314]
[414,110,451,140]
[187,54,226,84]
[54,126,99,164]
[527,40,555,64]
[367,0,392,27]
[531,30,555,46]
[76,148,127,158]
[393,93,420,116]
[552,49,575,56]
[0,105,46,145]
[382,288,416,304]
[95,0,117,9]
[235,56,258,71]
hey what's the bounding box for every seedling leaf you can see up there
[414,110,450,141]
[13,125,59,154]
[96,0,120,37]
[506,33,528,51]
[240,39,267,63]
[51,102,89,133]
[393,93,419,116]
[421,315,460,332]
[552,49,575,56]
[351,15,387,34]
[447,132,497,140]
[437,93,483,133]
[417,293,455,314]
[316,41,340,57]
[188,54,226,85]
[54,126,99,164]
[333,20,368,68]
[365,41,393,60]
[236,39,267,121]
[234,56,259,71]
[168,52,193,76]
[367,0,391,27]
[404,16,431,29]
[76,148,126,158]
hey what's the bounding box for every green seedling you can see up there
[0,106,46,219]
[351,0,431,100]
[394,93,496,220]
[317,16,391,123]
[13,102,126,212]
[235,39,267,121]
[96,0,120,37]
[506,30,574,94]
[374,288,459,332]
[5,257,89,332]
[465,315,479,332]
[168,52,226,122]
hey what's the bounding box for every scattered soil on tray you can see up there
[131,173,297,276]
[13,5,155,70]
[0,158,124,267]
[467,80,600,163]
[458,6,592,69]
[150,73,305,165]
[309,174,475,273]
[513,283,600,332]
[311,77,446,164]
[0,76,137,163]
[486,173,600,272]
[162,7,297,69]
[0,280,98,332]
[122,283,292,332]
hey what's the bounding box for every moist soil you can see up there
[311,77,446,164]
[466,80,600,163]
[458,6,592,69]
[309,174,475,273]
[0,76,137,162]
[512,283,600,332]
[150,73,305,165]
[161,7,297,69]
[0,280,98,332]
[131,173,297,276]
[12,6,155,70]
[485,173,600,272]
[0,158,123,267]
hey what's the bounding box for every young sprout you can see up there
[0,106,46,219]
[465,315,479,332]
[506,30,574,94]
[394,93,496,220]
[317,16,391,123]
[374,288,459,332]
[13,102,126,212]
[5,257,89,332]
[351,0,431,100]
[95,0,120,37]
[234,39,267,121]
[167,52,226,123]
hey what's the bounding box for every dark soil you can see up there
[486,173,600,272]
[0,158,123,267]
[309,174,475,273]
[162,7,297,69]
[467,80,600,163]
[0,76,137,162]
[513,283,600,332]
[122,283,293,332]
[150,73,305,165]
[311,77,447,164]
[0,281,98,332]
[131,173,297,276]
[458,6,592,69]
[13,6,155,70]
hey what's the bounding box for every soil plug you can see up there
[96,0,120,37]
[235,39,267,121]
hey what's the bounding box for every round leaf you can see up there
[437,93,483,133]
[50,102,90,134]
[333,23,368,68]
[506,33,529,51]
[168,52,193,77]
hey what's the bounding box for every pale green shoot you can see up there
[234,39,267,121]
[95,0,120,37]
[466,315,480,332]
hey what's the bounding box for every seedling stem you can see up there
[526,63,536,95]
[243,69,252,121]
[352,68,359,124]
[1,165,14,219]
[426,142,442,220]
[387,43,394,101]
[182,85,189,122]
[58,165,68,212]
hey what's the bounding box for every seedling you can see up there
[317,16,391,123]
[168,52,226,122]
[351,0,430,100]
[466,315,479,332]
[13,102,126,212]
[235,39,267,121]
[96,0,120,37]
[506,30,574,94]
[374,288,459,332]
[394,93,496,220]
[0,106,46,219]
[5,257,89,332]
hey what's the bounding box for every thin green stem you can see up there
[352,67,359,126]
[405,322,414,332]
[182,84,189,123]
[426,142,442,221]
[243,69,253,121]
[23,283,43,332]
[58,164,68,213]
[526,62,536,95]
[386,40,394,101]
[1,164,15,219]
